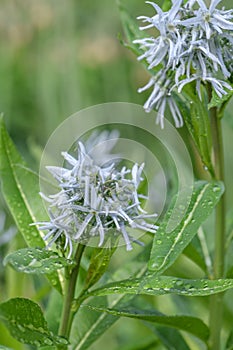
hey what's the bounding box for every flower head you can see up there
[134,0,233,127]
[33,141,157,258]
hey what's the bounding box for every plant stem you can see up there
[58,243,85,348]
[208,104,225,350]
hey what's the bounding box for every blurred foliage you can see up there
[0,0,153,151]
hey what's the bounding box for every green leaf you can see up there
[70,296,117,350]
[145,324,191,350]
[226,265,233,278]
[226,330,233,350]
[83,245,116,292]
[3,247,75,274]
[0,298,68,347]
[0,117,62,293]
[0,117,45,247]
[208,88,233,110]
[45,289,63,334]
[86,276,233,298]
[118,2,145,56]
[83,305,209,343]
[177,87,214,175]
[70,248,149,350]
[183,242,206,272]
[148,181,224,274]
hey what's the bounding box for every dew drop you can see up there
[152,262,160,269]
[184,284,192,290]
[18,338,25,343]
[44,338,53,346]
[27,324,35,330]
[51,279,57,285]
[175,280,184,286]
[156,240,162,245]
[54,262,63,268]
[28,259,42,268]
[213,186,220,192]
[17,324,26,332]
[58,337,68,345]
[34,340,41,346]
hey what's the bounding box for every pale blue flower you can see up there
[134,0,233,126]
[32,140,158,257]
[138,71,183,128]
[183,0,233,39]
[135,0,183,70]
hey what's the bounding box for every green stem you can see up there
[208,104,225,350]
[58,244,85,348]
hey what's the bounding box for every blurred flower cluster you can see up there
[34,135,157,257]
[135,0,233,127]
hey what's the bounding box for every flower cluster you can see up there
[134,0,233,127]
[34,142,157,258]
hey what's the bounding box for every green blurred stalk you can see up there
[208,105,225,350]
[58,243,85,349]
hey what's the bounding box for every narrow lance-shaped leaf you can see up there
[70,245,150,350]
[3,248,75,274]
[0,298,68,347]
[0,117,62,292]
[118,1,145,56]
[175,82,214,174]
[177,87,214,176]
[70,296,119,350]
[0,116,45,247]
[208,87,233,111]
[71,246,190,350]
[148,181,224,274]
[145,323,191,350]
[85,276,233,298]
[226,330,233,350]
[183,242,206,272]
[83,243,117,292]
[82,305,209,343]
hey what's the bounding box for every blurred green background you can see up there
[0,0,233,349]
[0,0,151,152]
